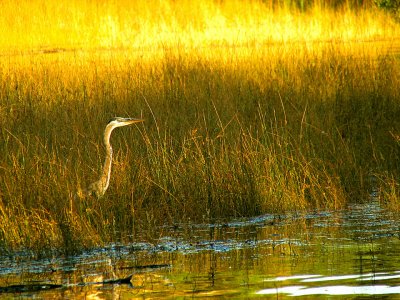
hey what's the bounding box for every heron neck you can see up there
[104,125,114,154]
[101,125,115,193]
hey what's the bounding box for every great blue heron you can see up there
[80,117,144,198]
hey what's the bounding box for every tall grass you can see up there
[0,0,399,254]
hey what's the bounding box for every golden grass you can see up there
[0,0,399,254]
[0,0,398,53]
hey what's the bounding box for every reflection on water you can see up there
[1,200,400,298]
[259,273,400,296]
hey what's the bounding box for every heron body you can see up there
[82,117,144,198]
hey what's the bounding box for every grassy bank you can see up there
[0,0,399,254]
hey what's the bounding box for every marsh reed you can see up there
[0,0,399,254]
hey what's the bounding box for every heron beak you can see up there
[124,118,145,125]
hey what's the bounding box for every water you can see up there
[1,200,400,299]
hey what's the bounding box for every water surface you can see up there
[1,200,400,299]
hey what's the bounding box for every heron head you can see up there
[108,117,145,129]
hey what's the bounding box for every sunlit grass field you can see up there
[0,0,399,254]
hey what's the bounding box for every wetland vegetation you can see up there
[0,0,399,256]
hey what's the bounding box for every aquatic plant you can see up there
[0,0,399,254]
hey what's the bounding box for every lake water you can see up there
[1,200,400,299]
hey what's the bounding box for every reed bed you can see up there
[0,0,399,254]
